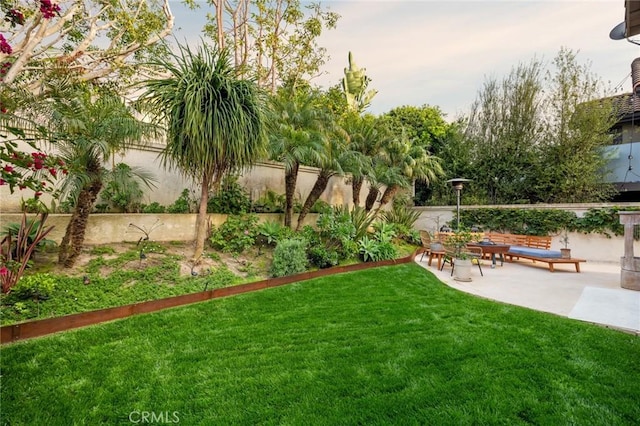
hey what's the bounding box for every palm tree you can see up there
[340,112,389,207]
[375,130,443,212]
[138,42,268,261]
[295,113,356,231]
[55,87,157,267]
[268,88,324,228]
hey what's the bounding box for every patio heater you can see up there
[446,178,471,231]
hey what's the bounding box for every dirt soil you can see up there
[35,241,273,281]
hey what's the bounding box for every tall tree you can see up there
[54,86,157,267]
[536,48,616,202]
[268,87,324,228]
[381,105,448,205]
[465,59,545,204]
[139,42,268,261]
[374,129,442,212]
[201,0,339,92]
[465,49,616,204]
[0,0,174,94]
[340,112,384,206]
[1,0,173,204]
[295,110,354,231]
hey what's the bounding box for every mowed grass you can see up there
[2,263,639,425]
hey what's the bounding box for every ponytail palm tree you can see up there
[139,42,268,261]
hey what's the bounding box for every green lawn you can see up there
[2,263,639,425]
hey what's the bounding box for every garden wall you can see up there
[0,140,369,212]
[0,213,320,245]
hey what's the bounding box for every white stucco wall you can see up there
[0,141,374,212]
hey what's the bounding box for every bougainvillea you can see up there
[5,8,25,27]
[39,0,60,19]
[0,143,67,199]
[0,34,11,54]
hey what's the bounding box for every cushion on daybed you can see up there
[508,246,562,259]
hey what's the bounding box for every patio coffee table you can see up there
[467,243,510,268]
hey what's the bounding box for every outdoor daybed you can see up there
[485,233,586,273]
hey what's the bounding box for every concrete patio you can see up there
[415,255,640,335]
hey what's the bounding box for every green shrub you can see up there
[257,221,292,246]
[270,238,308,277]
[100,163,154,213]
[167,189,195,213]
[210,214,259,254]
[382,203,421,234]
[207,176,251,214]
[251,190,286,213]
[141,202,166,213]
[310,199,331,213]
[307,245,339,269]
[359,224,398,262]
[11,273,56,301]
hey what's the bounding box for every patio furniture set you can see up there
[419,230,586,273]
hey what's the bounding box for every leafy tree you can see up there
[0,0,174,93]
[55,86,157,267]
[1,0,172,203]
[465,59,545,204]
[383,105,448,152]
[200,0,339,92]
[465,49,617,204]
[138,42,268,261]
[381,105,449,205]
[420,119,478,206]
[536,48,617,202]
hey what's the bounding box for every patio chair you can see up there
[419,230,432,262]
[440,245,484,277]
[419,230,446,269]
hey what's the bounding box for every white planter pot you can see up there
[454,258,473,282]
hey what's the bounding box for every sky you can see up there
[170,0,640,120]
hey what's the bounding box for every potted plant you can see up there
[444,229,474,282]
[560,230,571,259]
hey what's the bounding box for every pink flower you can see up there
[0,266,7,276]
[0,35,12,55]
[3,165,13,173]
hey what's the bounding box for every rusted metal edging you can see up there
[1,251,419,344]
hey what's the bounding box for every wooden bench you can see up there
[484,233,586,273]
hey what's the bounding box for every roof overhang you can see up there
[626,0,640,37]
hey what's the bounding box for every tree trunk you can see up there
[352,176,364,207]
[58,180,102,267]
[364,186,379,211]
[296,170,332,231]
[376,185,399,212]
[284,162,299,229]
[193,172,211,262]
